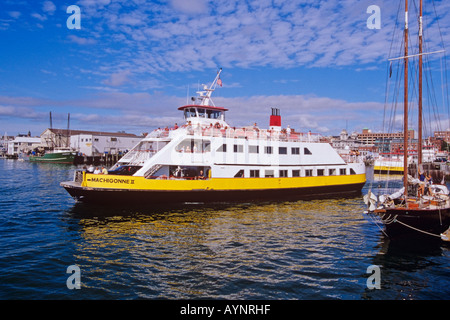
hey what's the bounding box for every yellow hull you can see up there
[81,172,366,191]
[61,172,366,204]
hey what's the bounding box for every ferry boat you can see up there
[61,70,366,204]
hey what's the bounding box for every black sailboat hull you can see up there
[376,207,450,239]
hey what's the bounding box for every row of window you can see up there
[218,144,312,155]
[80,138,100,142]
[237,167,356,178]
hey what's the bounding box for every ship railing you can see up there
[339,154,364,164]
[145,130,169,139]
[146,126,321,142]
[184,127,320,143]
[74,170,85,184]
[120,150,157,165]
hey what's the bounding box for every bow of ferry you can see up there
[61,70,366,204]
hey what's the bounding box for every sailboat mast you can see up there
[67,113,70,148]
[418,0,423,166]
[404,0,409,194]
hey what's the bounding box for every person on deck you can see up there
[418,169,426,196]
[425,172,433,196]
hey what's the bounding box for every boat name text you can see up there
[89,177,135,184]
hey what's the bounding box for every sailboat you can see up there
[364,0,450,241]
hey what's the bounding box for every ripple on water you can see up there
[1,160,449,300]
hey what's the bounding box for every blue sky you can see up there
[1,0,450,137]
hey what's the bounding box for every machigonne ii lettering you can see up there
[88,177,135,184]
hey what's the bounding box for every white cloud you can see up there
[42,1,56,15]
[8,11,21,19]
[67,0,450,79]
[31,13,47,21]
[102,70,132,87]
[68,35,97,45]
[169,0,209,14]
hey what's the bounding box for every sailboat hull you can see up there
[374,207,450,239]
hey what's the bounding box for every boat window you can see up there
[197,108,206,118]
[250,170,260,178]
[176,139,211,153]
[350,168,356,175]
[329,168,336,176]
[184,108,197,119]
[265,146,273,154]
[249,145,259,153]
[234,144,243,153]
[206,109,222,119]
[265,170,274,178]
[108,165,142,176]
[292,170,301,177]
[317,169,324,176]
[305,169,313,177]
[279,170,288,177]
[304,148,312,155]
[217,144,227,152]
[234,169,244,178]
[279,147,287,155]
[340,168,346,175]
[168,166,210,180]
[291,147,300,155]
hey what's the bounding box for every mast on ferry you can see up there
[196,68,222,107]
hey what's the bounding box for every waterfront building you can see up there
[70,130,144,157]
[36,128,144,157]
[434,130,450,143]
[7,136,42,156]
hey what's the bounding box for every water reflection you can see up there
[59,170,449,300]
[65,197,375,299]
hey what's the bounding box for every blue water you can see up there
[0,159,448,300]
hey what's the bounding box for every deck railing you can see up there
[149,126,321,143]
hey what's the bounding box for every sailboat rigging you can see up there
[364,0,450,240]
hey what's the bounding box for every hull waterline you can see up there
[61,181,365,205]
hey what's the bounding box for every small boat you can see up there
[61,69,366,205]
[29,147,77,164]
[373,155,405,174]
[364,0,450,239]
